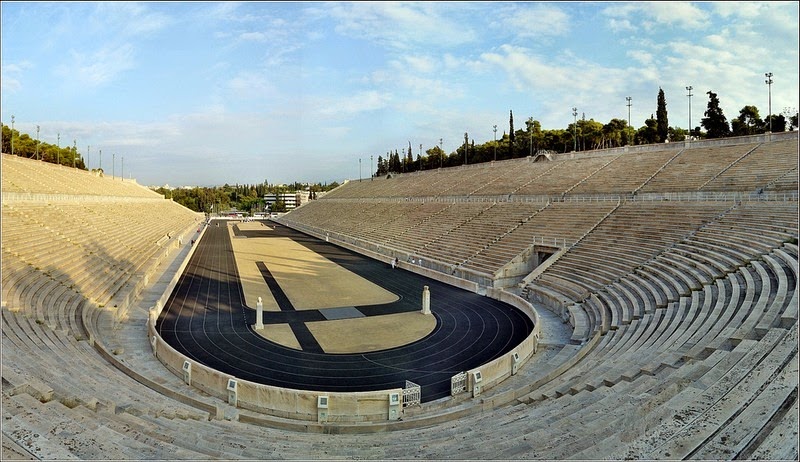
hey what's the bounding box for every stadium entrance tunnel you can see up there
[492,243,562,289]
[150,219,539,422]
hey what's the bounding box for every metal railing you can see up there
[403,380,421,407]
[450,371,467,396]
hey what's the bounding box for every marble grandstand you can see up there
[1,131,798,460]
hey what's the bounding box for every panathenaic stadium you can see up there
[2,131,798,460]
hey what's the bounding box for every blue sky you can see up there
[2,1,798,187]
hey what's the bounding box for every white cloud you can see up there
[627,50,654,66]
[89,3,171,37]
[713,2,799,40]
[647,3,710,29]
[384,63,464,104]
[239,31,268,42]
[607,18,636,33]
[496,4,571,38]
[320,126,352,138]
[227,72,277,101]
[481,45,574,93]
[317,90,390,116]
[197,2,255,24]
[326,2,476,50]
[602,2,710,32]
[1,61,32,93]
[443,54,463,70]
[402,55,436,74]
[58,44,136,86]
[714,2,766,19]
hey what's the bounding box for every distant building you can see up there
[264,190,310,210]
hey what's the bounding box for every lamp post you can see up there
[10,115,14,157]
[99,149,102,170]
[765,72,773,133]
[439,138,443,168]
[87,145,90,170]
[572,107,578,152]
[359,157,362,182]
[493,124,497,161]
[73,139,77,168]
[113,152,115,179]
[686,86,693,141]
[121,156,124,181]
[626,97,632,128]
[582,112,586,149]
[528,117,534,157]
[35,125,40,160]
[463,132,468,165]
[370,155,373,180]
[57,132,60,165]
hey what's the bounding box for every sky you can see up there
[2,1,798,188]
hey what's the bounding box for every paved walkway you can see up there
[156,220,534,401]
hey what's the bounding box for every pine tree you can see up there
[701,90,731,139]
[463,132,469,164]
[509,110,515,156]
[656,87,669,142]
[509,110,515,145]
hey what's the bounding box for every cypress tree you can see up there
[656,87,669,142]
[509,110,515,156]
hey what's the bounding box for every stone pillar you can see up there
[255,297,264,330]
[148,307,158,327]
[421,286,431,314]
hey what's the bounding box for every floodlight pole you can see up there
[35,125,40,160]
[73,139,77,168]
[686,86,693,141]
[572,108,578,152]
[582,112,586,149]
[10,115,14,157]
[528,117,534,157]
[493,125,497,161]
[57,133,60,165]
[626,97,632,128]
[439,138,443,168]
[765,72,773,133]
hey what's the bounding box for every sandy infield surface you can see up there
[228,221,435,353]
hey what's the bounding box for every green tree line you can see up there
[151,181,339,214]
[1,125,86,169]
[375,90,799,176]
